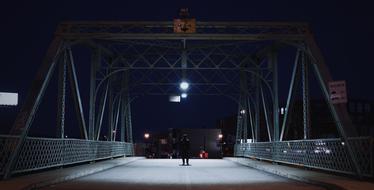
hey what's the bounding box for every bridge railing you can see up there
[0,135,134,176]
[234,137,374,177]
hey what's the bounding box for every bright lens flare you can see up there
[179,81,189,90]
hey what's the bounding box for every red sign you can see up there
[328,80,347,104]
[173,19,196,33]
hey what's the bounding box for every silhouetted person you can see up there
[180,134,190,165]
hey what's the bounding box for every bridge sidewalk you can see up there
[0,156,143,190]
[225,157,374,190]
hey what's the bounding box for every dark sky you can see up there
[0,0,373,141]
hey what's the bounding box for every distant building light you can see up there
[160,139,167,144]
[144,133,150,139]
[169,95,181,102]
[181,93,188,98]
[179,81,189,91]
[0,92,18,106]
[240,109,246,114]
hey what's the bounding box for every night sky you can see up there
[0,0,373,141]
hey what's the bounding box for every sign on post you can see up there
[0,92,18,106]
[173,19,196,33]
[328,81,347,104]
[169,95,181,103]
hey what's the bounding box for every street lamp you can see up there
[179,81,189,91]
[218,134,223,158]
[181,93,188,98]
[144,133,150,139]
[218,134,223,139]
[144,133,150,157]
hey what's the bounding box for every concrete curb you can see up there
[224,157,345,190]
[22,157,144,190]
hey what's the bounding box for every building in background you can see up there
[135,128,223,158]
[216,116,236,157]
[169,128,222,159]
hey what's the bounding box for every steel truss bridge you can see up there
[0,21,373,179]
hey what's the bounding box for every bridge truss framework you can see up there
[0,21,373,178]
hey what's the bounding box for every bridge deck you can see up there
[46,159,322,190]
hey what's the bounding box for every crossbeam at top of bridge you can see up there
[55,21,310,41]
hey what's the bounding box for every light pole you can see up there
[144,133,150,157]
[218,134,223,158]
[179,81,189,91]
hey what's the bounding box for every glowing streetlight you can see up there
[179,81,189,91]
[181,93,188,98]
[240,109,246,114]
[144,133,150,139]
[218,134,223,139]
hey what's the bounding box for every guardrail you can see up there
[234,137,374,177]
[0,135,134,176]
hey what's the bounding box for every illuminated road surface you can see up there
[46,159,324,190]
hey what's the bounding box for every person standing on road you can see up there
[180,134,190,166]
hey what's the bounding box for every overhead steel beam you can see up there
[60,34,306,41]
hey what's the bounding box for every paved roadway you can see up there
[46,159,325,190]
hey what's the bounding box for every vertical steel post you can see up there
[120,94,126,142]
[240,70,248,140]
[126,94,133,143]
[120,72,128,142]
[57,51,67,138]
[236,104,243,142]
[247,97,255,141]
[235,101,243,143]
[301,52,311,139]
[108,78,114,141]
[181,39,187,79]
[269,50,279,141]
[242,99,248,140]
[89,49,100,140]
[254,73,261,142]
[113,96,121,141]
